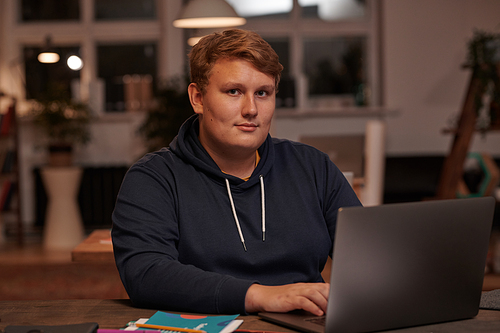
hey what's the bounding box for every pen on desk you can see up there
[234,328,285,333]
[97,328,163,333]
[135,322,207,333]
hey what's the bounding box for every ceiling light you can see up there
[67,55,84,71]
[37,52,60,64]
[38,36,60,64]
[173,0,246,29]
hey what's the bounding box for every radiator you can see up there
[34,166,129,229]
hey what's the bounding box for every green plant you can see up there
[31,99,91,147]
[466,30,500,130]
[29,81,91,149]
[138,77,193,152]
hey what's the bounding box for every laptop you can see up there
[259,197,495,333]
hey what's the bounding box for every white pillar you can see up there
[42,167,85,250]
[362,119,386,206]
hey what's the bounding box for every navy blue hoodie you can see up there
[112,114,361,314]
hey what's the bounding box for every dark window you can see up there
[97,43,157,112]
[266,38,290,77]
[94,0,156,20]
[24,46,81,101]
[304,37,366,100]
[21,0,80,21]
[265,38,294,108]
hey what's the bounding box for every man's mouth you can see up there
[236,123,258,132]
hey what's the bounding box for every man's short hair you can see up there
[189,29,283,94]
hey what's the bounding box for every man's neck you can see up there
[212,150,258,180]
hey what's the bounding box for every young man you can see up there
[112,29,361,316]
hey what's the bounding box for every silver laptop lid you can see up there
[326,197,495,333]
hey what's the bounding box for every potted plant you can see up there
[28,85,92,249]
[138,76,193,152]
[30,92,91,167]
[466,30,500,132]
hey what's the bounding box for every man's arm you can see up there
[112,158,255,314]
[245,283,330,315]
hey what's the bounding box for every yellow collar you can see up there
[223,151,260,181]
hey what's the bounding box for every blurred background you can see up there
[0,0,500,299]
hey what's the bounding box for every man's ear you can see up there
[188,83,204,115]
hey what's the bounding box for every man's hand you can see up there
[245,283,330,316]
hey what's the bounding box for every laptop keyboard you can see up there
[305,316,326,326]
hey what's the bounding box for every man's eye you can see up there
[228,89,238,95]
[256,90,268,97]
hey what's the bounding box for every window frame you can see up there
[5,0,184,115]
[242,0,381,109]
[5,0,380,112]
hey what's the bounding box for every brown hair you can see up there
[189,29,283,94]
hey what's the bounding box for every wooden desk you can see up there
[72,229,114,262]
[0,299,500,332]
[0,299,293,331]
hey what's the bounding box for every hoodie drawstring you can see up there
[225,175,266,252]
[260,175,266,241]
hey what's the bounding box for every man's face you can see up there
[189,58,276,159]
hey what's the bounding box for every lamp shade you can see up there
[38,35,60,64]
[37,51,60,64]
[173,0,246,28]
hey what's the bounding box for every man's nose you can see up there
[242,94,258,117]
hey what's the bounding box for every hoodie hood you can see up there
[169,114,272,251]
[169,114,274,188]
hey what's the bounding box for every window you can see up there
[15,0,378,112]
[266,38,294,107]
[94,0,156,21]
[304,36,366,104]
[298,0,366,20]
[15,0,167,114]
[21,0,80,21]
[24,46,82,101]
[230,0,378,108]
[97,43,157,112]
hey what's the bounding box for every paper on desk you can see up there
[125,314,242,333]
[146,311,239,333]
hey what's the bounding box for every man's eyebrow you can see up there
[220,82,244,90]
[258,84,275,92]
[221,82,275,92]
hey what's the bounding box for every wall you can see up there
[383,0,500,156]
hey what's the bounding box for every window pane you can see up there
[94,0,156,20]
[21,0,80,21]
[265,38,295,108]
[299,0,366,20]
[24,46,81,101]
[304,36,367,104]
[226,0,292,19]
[97,43,157,112]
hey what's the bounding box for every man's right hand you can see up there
[244,282,330,315]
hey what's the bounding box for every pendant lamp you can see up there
[37,36,60,64]
[173,0,246,29]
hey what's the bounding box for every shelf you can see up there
[275,106,398,119]
[0,98,21,245]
